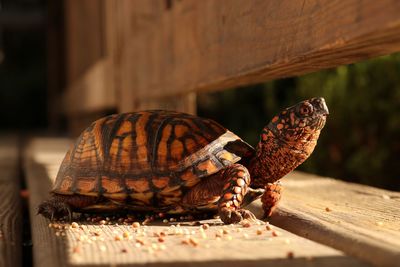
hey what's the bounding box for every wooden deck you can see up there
[17,137,399,267]
[0,136,22,267]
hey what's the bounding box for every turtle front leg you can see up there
[261,181,282,218]
[218,164,257,224]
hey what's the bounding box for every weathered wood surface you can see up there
[264,172,400,267]
[63,0,116,116]
[24,138,366,267]
[0,136,22,267]
[112,0,400,106]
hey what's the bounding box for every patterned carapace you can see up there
[38,98,328,224]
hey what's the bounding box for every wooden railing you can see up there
[63,0,400,131]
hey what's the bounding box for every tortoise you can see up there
[38,97,328,224]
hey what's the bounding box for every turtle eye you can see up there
[298,103,313,116]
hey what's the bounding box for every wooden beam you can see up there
[24,138,366,267]
[110,0,197,113]
[63,59,115,115]
[63,0,116,116]
[118,0,400,102]
[0,136,22,267]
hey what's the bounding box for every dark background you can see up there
[1,0,399,190]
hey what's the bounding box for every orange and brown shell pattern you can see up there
[52,110,253,211]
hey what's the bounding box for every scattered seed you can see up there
[181,238,190,245]
[72,246,80,254]
[265,224,272,231]
[271,230,280,237]
[132,222,141,228]
[114,235,122,241]
[256,229,263,235]
[222,229,230,234]
[325,207,332,212]
[122,231,130,239]
[121,248,128,253]
[142,218,151,225]
[158,237,165,243]
[189,237,199,246]
[99,220,106,225]
[92,230,101,236]
[287,251,294,259]
[242,220,251,228]
[382,194,391,200]
[163,219,169,224]
[202,223,210,230]
[136,237,145,245]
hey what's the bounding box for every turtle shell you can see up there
[52,110,254,207]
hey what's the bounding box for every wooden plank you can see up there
[0,136,22,267]
[63,0,116,115]
[63,59,116,115]
[24,138,366,267]
[262,172,400,267]
[120,93,197,114]
[115,0,400,104]
[109,0,196,113]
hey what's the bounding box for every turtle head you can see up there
[250,97,328,186]
[266,97,329,144]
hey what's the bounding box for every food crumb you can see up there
[241,220,251,228]
[202,224,210,230]
[271,230,280,237]
[132,222,141,228]
[287,251,294,259]
[72,246,80,253]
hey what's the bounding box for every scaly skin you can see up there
[249,97,328,217]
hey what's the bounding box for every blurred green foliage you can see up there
[198,53,400,190]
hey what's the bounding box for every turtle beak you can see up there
[312,97,329,116]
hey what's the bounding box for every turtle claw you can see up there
[239,209,257,221]
[219,208,258,224]
[219,208,243,224]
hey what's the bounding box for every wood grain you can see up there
[0,136,21,267]
[63,0,116,116]
[262,172,400,267]
[112,0,400,105]
[24,138,365,267]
